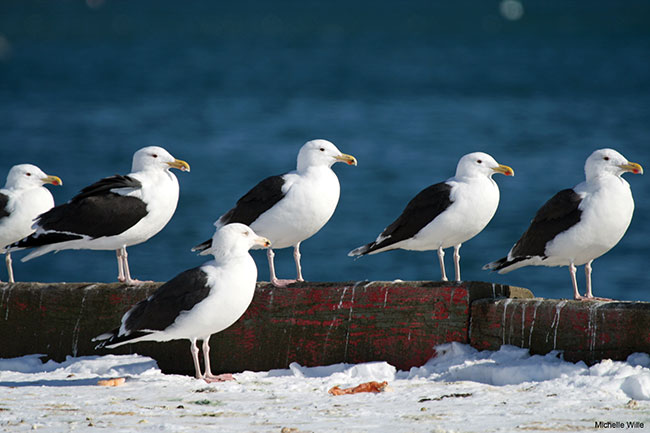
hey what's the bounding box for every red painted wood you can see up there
[208,282,470,372]
[0,281,526,374]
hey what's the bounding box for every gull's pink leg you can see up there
[453,244,462,282]
[267,248,278,285]
[116,249,126,282]
[570,262,586,300]
[268,248,296,288]
[437,247,448,282]
[120,247,152,285]
[6,252,15,283]
[294,242,304,282]
[584,260,612,301]
[190,338,203,380]
[201,337,234,383]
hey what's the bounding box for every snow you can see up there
[1,344,649,432]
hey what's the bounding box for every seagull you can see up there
[10,146,190,285]
[484,148,643,300]
[192,139,357,287]
[349,152,514,281]
[94,223,271,383]
[0,164,62,282]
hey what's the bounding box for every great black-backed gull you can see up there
[349,152,514,281]
[94,223,271,382]
[11,146,189,285]
[0,164,62,282]
[192,139,356,287]
[484,148,643,300]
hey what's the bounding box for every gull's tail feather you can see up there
[483,255,533,274]
[191,238,212,255]
[92,328,151,350]
[11,231,83,261]
[348,243,374,257]
[483,257,508,271]
[92,328,120,350]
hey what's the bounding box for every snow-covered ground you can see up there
[1,343,648,432]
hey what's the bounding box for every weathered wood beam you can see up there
[0,281,530,375]
[470,298,650,364]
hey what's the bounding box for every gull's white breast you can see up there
[545,176,634,266]
[250,167,341,249]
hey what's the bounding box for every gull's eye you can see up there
[242,231,250,237]
[319,148,325,152]
[603,156,610,161]
[477,159,483,164]
[151,154,158,158]
[25,172,32,176]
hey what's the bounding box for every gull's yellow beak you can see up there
[619,161,643,175]
[334,153,358,166]
[167,159,191,172]
[42,175,63,186]
[256,236,272,248]
[491,164,515,176]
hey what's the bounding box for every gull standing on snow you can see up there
[94,223,271,383]
[349,152,514,281]
[484,148,642,300]
[192,139,357,287]
[0,164,62,282]
[10,146,190,285]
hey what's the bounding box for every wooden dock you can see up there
[1,281,647,375]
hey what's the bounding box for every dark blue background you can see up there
[1,1,649,300]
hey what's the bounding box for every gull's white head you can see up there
[132,146,190,173]
[296,139,357,172]
[204,223,271,259]
[455,152,514,179]
[585,148,643,181]
[4,164,62,191]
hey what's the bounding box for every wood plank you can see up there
[470,298,650,364]
[0,281,530,374]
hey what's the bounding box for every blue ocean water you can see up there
[1,1,649,301]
